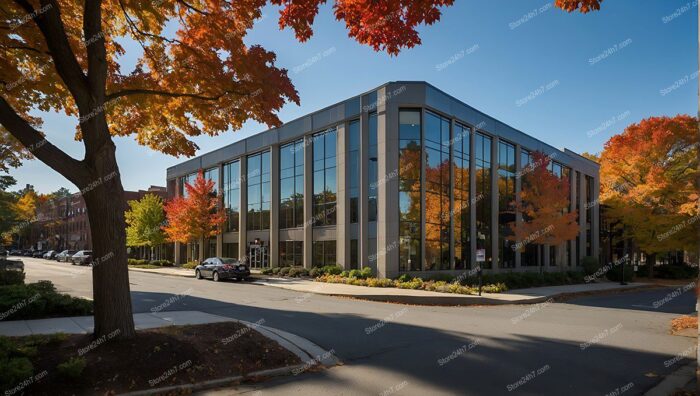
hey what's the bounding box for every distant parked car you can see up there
[43,250,58,259]
[0,248,7,257]
[31,250,45,258]
[9,249,21,256]
[71,250,93,266]
[56,250,78,262]
[195,257,250,282]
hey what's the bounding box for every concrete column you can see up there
[592,175,600,263]
[270,145,280,267]
[239,157,248,261]
[578,171,586,263]
[449,119,456,270]
[569,168,576,267]
[359,97,370,268]
[377,87,399,278]
[216,163,223,257]
[514,144,522,269]
[336,123,348,269]
[469,127,477,268]
[490,135,499,272]
[419,108,427,272]
[174,177,182,264]
[303,135,313,269]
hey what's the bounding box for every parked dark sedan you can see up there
[43,250,58,259]
[31,250,45,258]
[195,257,250,282]
[56,250,78,262]
[71,250,93,266]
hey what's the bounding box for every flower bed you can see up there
[314,273,508,295]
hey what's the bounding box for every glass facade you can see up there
[475,132,492,269]
[424,111,451,270]
[498,141,516,268]
[348,120,360,223]
[204,167,219,195]
[280,241,303,267]
[223,242,238,259]
[313,128,337,226]
[280,140,304,229]
[313,240,336,267]
[398,110,421,272]
[178,172,197,197]
[453,123,471,270]
[223,161,240,232]
[247,151,271,231]
[368,113,378,222]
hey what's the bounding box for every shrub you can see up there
[348,269,361,279]
[150,260,174,267]
[0,269,24,286]
[0,336,34,391]
[340,271,349,278]
[396,273,413,282]
[181,261,198,269]
[279,267,291,276]
[360,266,373,279]
[308,267,321,278]
[288,266,309,277]
[261,268,274,275]
[396,278,423,290]
[322,265,343,275]
[582,257,600,276]
[271,267,281,275]
[0,281,92,320]
[638,263,698,279]
[606,264,635,282]
[424,273,454,282]
[57,357,86,379]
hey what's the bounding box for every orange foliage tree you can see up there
[599,115,699,274]
[163,171,226,261]
[510,152,579,259]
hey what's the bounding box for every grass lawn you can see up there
[5,322,301,395]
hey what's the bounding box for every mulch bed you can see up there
[21,322,301,395]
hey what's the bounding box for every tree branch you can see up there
[0,96,90,186]
[13,0,91,110]
[105,88,240,103]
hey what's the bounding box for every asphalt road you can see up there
[19,256,696,396]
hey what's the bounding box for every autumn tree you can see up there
[0,176,18,245]
[0,1,604,339]
[509,152,579,267]
[163,171,226,262]
[599,115,699,276]
[125,193,166,259]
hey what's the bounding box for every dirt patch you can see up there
[19,322,301,395]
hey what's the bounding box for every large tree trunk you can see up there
[83,155,136,339]
[646,253,655,279]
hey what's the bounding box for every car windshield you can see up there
[84,251,92,255]
[221,258,239,264]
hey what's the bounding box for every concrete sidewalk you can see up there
[128,266,194,277]
[254,277,653,305]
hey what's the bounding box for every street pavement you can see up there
[19,256,697,396]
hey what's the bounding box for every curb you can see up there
[118,364,309,396]
[643,363,695,396]
[252,280,656,306]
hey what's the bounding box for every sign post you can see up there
[476,249,486,296]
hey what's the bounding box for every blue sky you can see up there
[10,0,697,194]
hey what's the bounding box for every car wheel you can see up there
[212,271,219,282]
[71,260,75,265]
[236,277,242,281]
[195,270,202,280]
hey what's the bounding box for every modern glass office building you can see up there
[166,82,600,278]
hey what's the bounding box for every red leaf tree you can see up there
[509,152,579,260]
[163,171,226,261]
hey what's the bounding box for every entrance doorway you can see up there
[248,242,269,269]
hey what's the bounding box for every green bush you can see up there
[0,336,34,391]
[322,265,343,275]
[0,281,92,320]
[348,269,361,279]
[271,267,281,275]
[606,265,635,282]
[150,260,174,267]
[181,261,198,269]
[637,263,698,279]
[0,269,25,286]
[261,268,274,275]
[396,273,413,282]
[360,267,373,279]
[582,256,601,276]
[458,271,586,290]
[279,267,291,276]
[57,357,86,379]
[340,270,349,278]
[288,266,309,277]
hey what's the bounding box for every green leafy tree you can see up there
[125,194,166,254]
